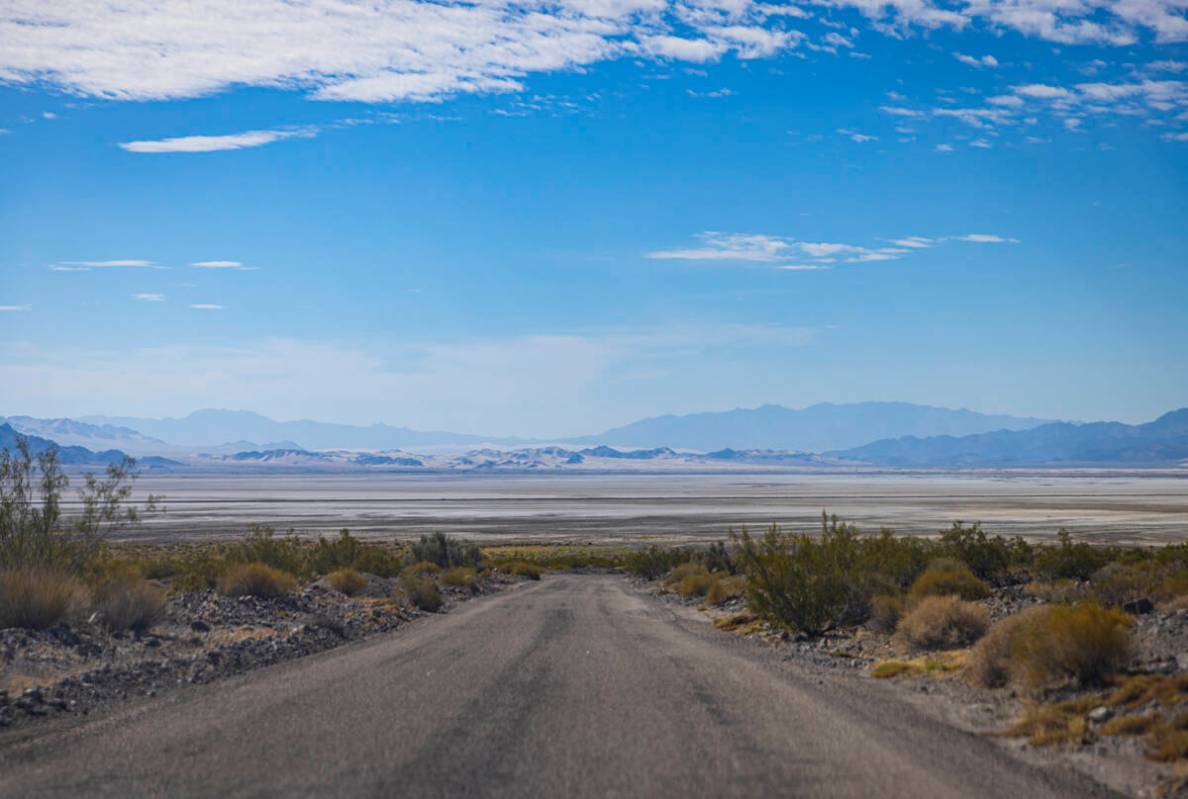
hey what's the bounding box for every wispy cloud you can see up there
[120,128,315,154]
[954,53,999,69]
[49,259,159,272]
[133,293,165,302]
[190,304,224,310]
[0,304,30,312]
[837,128,878,142]
[192,260,258,271]
[649,230,1017,268]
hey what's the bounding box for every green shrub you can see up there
[219,562,298,598]
[404,532,482,570]
[701,541,735,575]
[625,546,690,580]
[228,525,310,577]
[895,595,989,650]
[441,566,479,589]
[937,522,1027,582]
[326,568,367,596]
[908,558,991,603]
[399,571,443,611]
[0,567,81,629]
[969,602,1131,690]
[733,524,866,636]
[93,577,166,632]
[172,555,227,593]
[403,560,441,577]
[1033,530,1110,581]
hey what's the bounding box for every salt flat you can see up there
[82,471,1188,546]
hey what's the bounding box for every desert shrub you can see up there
[701,541,735,575]
[219,562,298,598]
[92,577,166,632]
[403,560,441,577]
[399,571,443,611]
[1091,562,1160,607]
[733,523,866,636]
[228,525,310,577]
[404,532,482,570]
[506,561,543,580]
[326,568,367,596]
[705,574,747,606]
[441,566,479,590]
[854,528,931,592]
[676,571,714,599]
[1,439,157,574]
[172,555,227,593]
[908,558,991,603]
[0,567,82,629]
[625,546,690,580]
[937,522,1027,582]
[869,594,906,632]
[896,595,989,650]
[969,602,1131,690]
[349,545,403,579]
[1023,579,1087,604]
[663,562,707,588]
[1033,530,1110,581]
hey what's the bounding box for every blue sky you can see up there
[1,1,1186,436]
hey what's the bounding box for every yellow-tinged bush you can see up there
[441,566,479,590]
[896,595,989,650]
[705,574,747,606]
[0,568,82,630]
[403,561,441,577]
[398,571,443,611]
[908,558,990,603]
[969,601,1131,690]
[869,594,906,632]
[93,577,166,632]
[326,568,367,596]
[507,561,542,580]
[219,562,298,598]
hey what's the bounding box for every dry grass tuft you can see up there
[896,595,989,650]
[219,562,298,599]
[0,568,83,630]
[705,574,747,606]
[869,594,906,632]
[871,652,966,679]
[908,558,991,603]
[440,566,479,590]
[326,568,367,596]
[1101,713,1160,737]
[969,602,1131,691]
[1004,697,1098,746]
[398,568,443,611]
[93,577,166,632]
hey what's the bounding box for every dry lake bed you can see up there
[77,471,1188,546]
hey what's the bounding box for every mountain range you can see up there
[834,409,1188,467]
[62,403,1055,453]
[0,423,176,468]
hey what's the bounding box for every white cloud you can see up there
[49,259,158,271]
[935,143,955,152]
[133,293,166,302]
[1,0,1183,113]
[1163,131,1188,141]
[969,138,993,148]
[0,305,30,312]
[879,106,923,117]
[191,260,258,271]
[1013,84,1074,100]
[120,128,315,153]
[955,233,1018,243]
[837,127,878,142]
[190,303,224,310]
[649,230,1013,267]
[954,53,998,69]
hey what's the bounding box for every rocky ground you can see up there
[0,572,518,733]
[651,581,1188,798]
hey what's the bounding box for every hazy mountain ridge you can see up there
[571,402,1057,451]
[0,423,177,468]
[833,409,1188,467]
[78,409,526,450]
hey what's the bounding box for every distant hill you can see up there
[0,423,177,468]
[569,402,1056,452]
[833,408,1188,467]
[79,409,526,450]
[1,415,170,455]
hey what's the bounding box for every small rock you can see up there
[1123,598,1155,615]
[190,620,211,633]
[1088,706,1113,723]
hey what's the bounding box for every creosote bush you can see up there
[895,595,989,650]
[219,562,298,599]
[326,568,367,596]
[0,567,82,630]
[505,561,543,580]
[399,568,443,611]
[908,558,991,603]
[705,574,747,606]
[869,594,906,632]
[969,601,1131,690]
[93,577,166,633]
[404,532,482,570]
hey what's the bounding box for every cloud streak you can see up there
[120,128,315,153]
